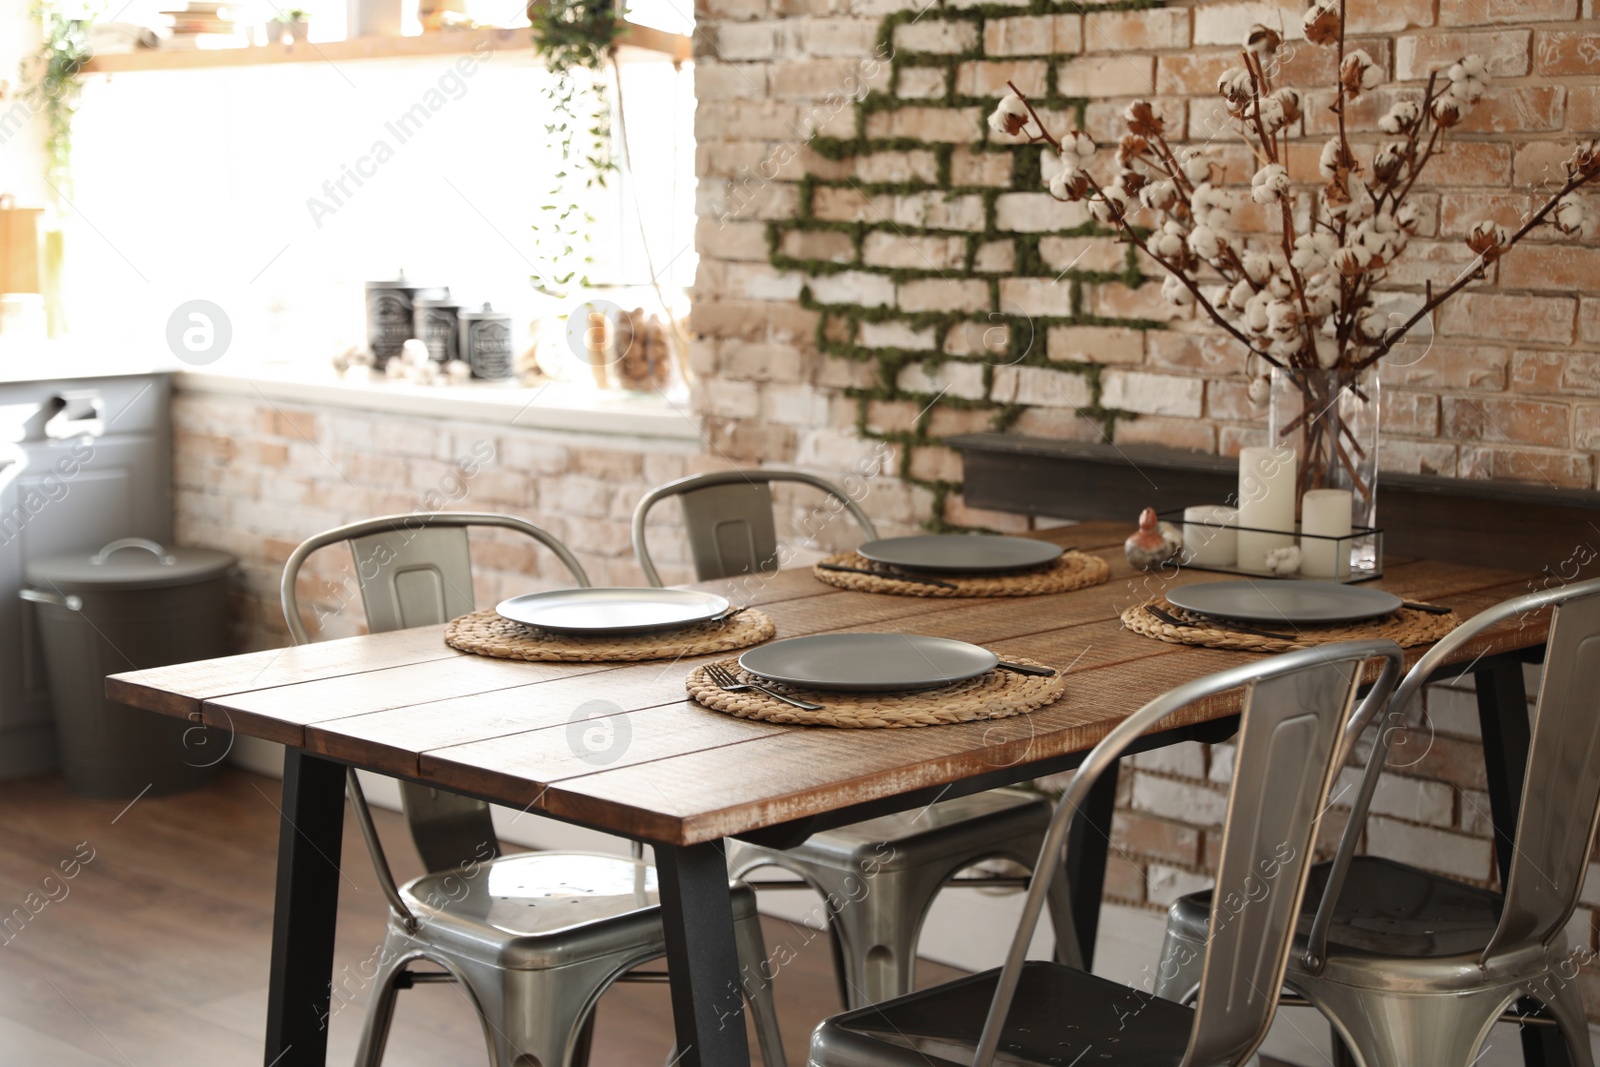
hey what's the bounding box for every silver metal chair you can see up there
[282,513,786,1067]
[808,639,1404,1067]
[633,471,1073,1008]
[630,468,880,587]
[1155,577,1600,1067]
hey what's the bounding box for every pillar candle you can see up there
[1181,505,1237,567]
[1236,446,1297,573]
[1300,488,1353,579]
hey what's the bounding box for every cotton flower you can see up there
[1554,197,1590,236]
[1260,88,1302,131]
[1331,243,1374,276]
[1218,66,1255,110]
[1048,160,1090,201]
[1431,93,1467,128]
[1314,334,1340,369]
[1291,232,1339,274]
[1124,100,1165,137]
[1153,220,1186,258]
[1372,142,1407,184]
[1245,23,1282,56]
[1089,183,1130,224]
[1243,293,1272,333]
[1161,272,1194,306]
[1180,148,1212,186]
[988,93,1031,137]
[1395,202,1423,234]
[1190,182,1234,230]
[1061,129,1096,161]
[1242,252,1275,285]
[1302,274,1340,318]
[1266,299,1300,335]
[1466,219,1510,262]
[1378,99,1422,135]
[1187,224,1226,260]
[1356,306,1391,344]
[1303,0,1340,44]
[1251,163,1292,204]
[1319,137,1347,180]
[1571,139,1600,179]
[1228,278,1255,310]
[1340,50,1383,99]
[1140,179,1178,211]
[1447,54,1488,103]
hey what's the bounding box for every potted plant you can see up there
[990,0,1600,532]
[268,7,310,43]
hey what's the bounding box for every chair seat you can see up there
[811,960,1195,1067]
[400,850,753,972]
[1169,855,1504,962]
[745,788,1051,872]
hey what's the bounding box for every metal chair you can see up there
[282,513,786,1067]
[630,468,880,587]
[1155,577,1600,1067]
[808,639,1404,1067]
[633,471,1073,1008]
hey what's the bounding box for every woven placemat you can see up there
[1120,599,1457,653]
[445,608,776,663]
[686,656,1066,728]
[812,551,1110,598]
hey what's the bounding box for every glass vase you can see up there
[1269,365,1381,576]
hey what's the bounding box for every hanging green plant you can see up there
[528,0,623,296]
[22,1,94,200]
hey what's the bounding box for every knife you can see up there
[817,562,959,590]
[997,660,1057,677]
[1146,604,1301,642]
[1402,601,1454,615]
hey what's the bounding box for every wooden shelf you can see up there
[79,22,691,73]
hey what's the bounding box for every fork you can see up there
[704,662,825,711]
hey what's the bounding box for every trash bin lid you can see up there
[26,539,235,592]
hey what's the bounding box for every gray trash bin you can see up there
[22,538,236,798]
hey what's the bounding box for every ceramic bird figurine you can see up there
[1126,507,1184,570]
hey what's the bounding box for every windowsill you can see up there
[79,23,691,73]
[176,363,704,442]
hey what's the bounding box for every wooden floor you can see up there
[0,768,968,1066]
[0,768,1292,1066]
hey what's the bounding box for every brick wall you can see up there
[689,0,1600,1019]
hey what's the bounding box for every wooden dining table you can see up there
[106,521,1556,1067]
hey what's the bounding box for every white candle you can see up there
[1181,505,1238,567]
[1237,446,1297,573]
[1301,488,1353,579]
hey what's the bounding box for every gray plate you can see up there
[739,633,999,692]
[1165,580,1403,624]
[496,588,730,635]
[857,534,1064,574]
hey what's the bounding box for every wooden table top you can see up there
[108,522,1545,846]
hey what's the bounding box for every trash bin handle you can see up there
[20,588,81,611]
[91,538,176,566]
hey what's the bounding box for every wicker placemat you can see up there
[685,656,1067,728]
[445,608,776,663]
[812,551,1110,598]
[1120,599,1457,653]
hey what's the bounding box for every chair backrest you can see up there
[280,512,590,873]
[631,469,879,586]
[1304,577,1600,971]
[974,640,1405,1067]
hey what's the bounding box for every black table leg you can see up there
[1063,756,1121,970]
[656,841,752,1067]
[264,749,347,1067]
[1474,656,1570,1067]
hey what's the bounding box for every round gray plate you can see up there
[496,588,730,635]
[1165,580,1402,624]
[739,633,999,692]
[857,534,1064,574]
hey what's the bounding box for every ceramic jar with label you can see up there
[364,273,447,368]
[459,303,514,380]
